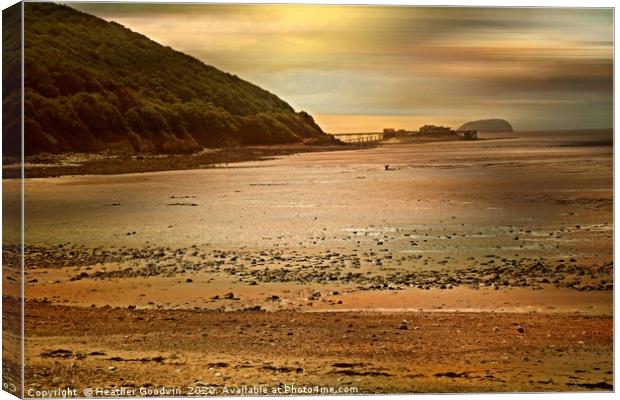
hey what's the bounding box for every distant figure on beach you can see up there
[385,164,390,171]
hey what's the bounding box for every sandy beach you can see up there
[3,130,613,393]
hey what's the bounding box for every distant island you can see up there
[3,3,337,157]
[458,119,514,132]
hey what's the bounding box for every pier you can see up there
[332,132,383,143]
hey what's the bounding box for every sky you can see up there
[70,3,613,133]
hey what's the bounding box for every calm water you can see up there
[333,129,613,145]
[332,133,383,143]
[480,129,613,146]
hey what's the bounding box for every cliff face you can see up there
[6,3,332,156]
[458,119,514,132]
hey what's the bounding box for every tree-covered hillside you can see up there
[5,2,333,156]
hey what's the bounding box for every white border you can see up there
[0,1,616,400]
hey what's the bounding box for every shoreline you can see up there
[4,131,612,180]
[2,143,377,179]
[3,135,511,180]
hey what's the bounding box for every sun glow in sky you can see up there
[71,3,613,132]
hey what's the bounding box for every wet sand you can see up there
[3,130,613,393]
